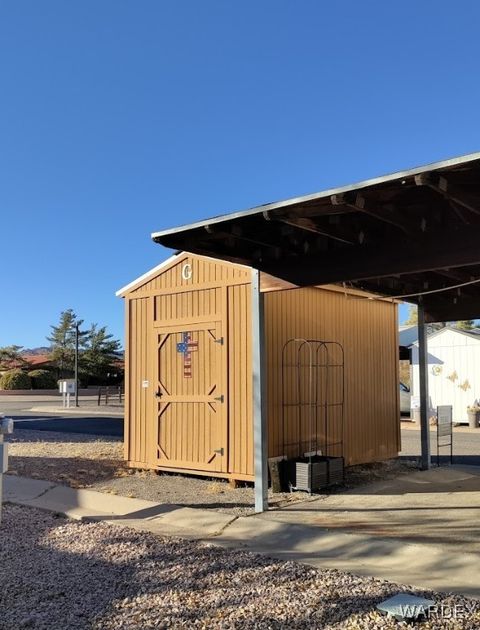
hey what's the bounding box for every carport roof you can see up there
[152,152,480,322]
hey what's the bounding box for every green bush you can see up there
[28,369,57,389]
[0,369,31,390]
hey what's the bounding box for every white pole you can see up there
[0,415,13,525]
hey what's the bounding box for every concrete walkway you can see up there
[3,475,235,538]
[4,468,480,598]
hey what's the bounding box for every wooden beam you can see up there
[271,216,358,245]
[434,268,475,284]
[331,193,419,234]
[423,294,480,323]
[415,173,480,216]
[204,224,281,257]
[255,226,480,287]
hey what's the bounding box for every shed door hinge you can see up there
[214,337,224,345]
[213,447,224,456]
[214,394,224,403]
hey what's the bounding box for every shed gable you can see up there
[121,253,251,297]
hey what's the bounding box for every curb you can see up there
[28,406,124,417]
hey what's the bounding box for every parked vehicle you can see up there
[400,382,411,415]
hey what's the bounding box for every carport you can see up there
[152,152,480,512]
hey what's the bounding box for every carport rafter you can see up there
[263,212,360,246]
[331,192,420,235]
[415,172,480,217]
[254,224,480,290]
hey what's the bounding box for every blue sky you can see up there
[1,1,479,347]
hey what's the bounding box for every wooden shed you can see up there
[117,251,400,482]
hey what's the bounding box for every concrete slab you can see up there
[22,484,164,519]
[214,516,480,598]
[106,507,236,539]
[258,467,480,550]
[4,475,55,502]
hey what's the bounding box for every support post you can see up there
[418,304,431,470]
[251,268,268,513]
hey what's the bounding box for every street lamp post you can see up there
[74,322,79,407]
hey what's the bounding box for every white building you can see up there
[401,326,480,424]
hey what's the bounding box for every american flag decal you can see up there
[176,332,198,378]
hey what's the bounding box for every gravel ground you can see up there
[1,504,479,630]
[6,430,127,488]
[6,430,418,515]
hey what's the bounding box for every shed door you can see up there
[155,322,228,473]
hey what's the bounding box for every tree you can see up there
[0,369,31,390]
[456,320,475,330]
[47,310,87,377]
[0,345,27,370]
[80,324,122,384]
[403,305,418,325]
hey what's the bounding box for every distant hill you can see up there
[21,346,50,355]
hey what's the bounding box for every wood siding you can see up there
[227,282,253,477]
[125,295,152,466]
[263,286,400,466]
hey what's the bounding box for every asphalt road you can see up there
[6,408,480,464]
[400,427,480,466]
[10,414,123,437]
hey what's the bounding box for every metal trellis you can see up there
[281,338,345,493]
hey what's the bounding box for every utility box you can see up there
[58,379,76,394]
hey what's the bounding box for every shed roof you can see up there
[116,253,180,297]
[400,325,480,347]
[152,152,480,322]
[398,325,419,348]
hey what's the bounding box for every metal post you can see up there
[74,323,79,407]
[418,304,431,470]
[252,268,268,513]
